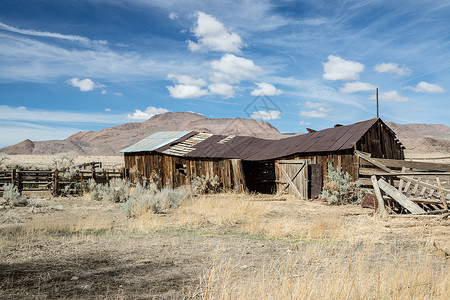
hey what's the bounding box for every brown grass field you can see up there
[1,155,449,299]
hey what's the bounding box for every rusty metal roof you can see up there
[124,118,388,160]
[120,131,193,153]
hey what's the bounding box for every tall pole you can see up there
[376,88,379,118]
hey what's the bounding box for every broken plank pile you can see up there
[356,151,450,219]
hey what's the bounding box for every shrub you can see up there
[90,178,130,202]
[191,175,220,195]
[1,183,28,207]
[320,163,362,205]
[52,152,77,171]
[0,153,9,167]
[122,185,189,218]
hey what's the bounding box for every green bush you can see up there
[320,164,362,205]
[191,175,220,195]
[90,178,130,202]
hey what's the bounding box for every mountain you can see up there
[386,122,450,155]
[2,114,449,156]
[0,112,285,155]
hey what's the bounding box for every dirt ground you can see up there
[1,193,449,299]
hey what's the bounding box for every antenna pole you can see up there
[376,88,379,118]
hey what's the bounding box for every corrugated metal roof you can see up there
[123,118,399,161]
[120,131,193,153]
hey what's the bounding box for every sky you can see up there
[0,0,449,148]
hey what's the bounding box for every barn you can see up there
[122,118,404,199]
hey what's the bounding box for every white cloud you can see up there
[299,120,310,126]
[305,101,329,108]
[114,92,123,96]
[167,84,209,98]
[127,106,169,120]
[66,78,105,92]
[404,81,445,93]
[322,55,364,81]
[375,63,411,76]
[370,90,409,102]
[104,108,111,112]
[166,74,209,98]
[0,105,126,124]
[250,110,282,120]
[251,82,282,96]
[167,74,207,86]
[101,89,107,94]
[210,54,263,84]
[188,12,243,53]
[339,81,377,93]
[208,83,234,98]
[169,12,178,20]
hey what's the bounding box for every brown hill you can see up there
[386,122,450,155]
[0,112,284,155]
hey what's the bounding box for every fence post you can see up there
[53,170,59,196]
[11,169,16,186]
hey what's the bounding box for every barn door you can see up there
[308,164,323,199]
[275,160,308,199]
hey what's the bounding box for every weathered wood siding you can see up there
[124,152,241,190]
[355,120,404,160]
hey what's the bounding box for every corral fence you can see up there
[0,162,128,196]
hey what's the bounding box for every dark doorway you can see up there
[242,160,276,194]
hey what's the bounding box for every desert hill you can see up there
[0,112,284,155]
[1,114,450,156]
[385,122,450,155]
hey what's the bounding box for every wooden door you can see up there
[275,160,308,199]
[308,164,323,199]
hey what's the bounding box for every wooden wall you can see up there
[124,152,243,190]
[355,120,404,160]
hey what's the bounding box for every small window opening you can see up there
[175,163,187,175]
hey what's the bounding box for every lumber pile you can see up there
[356,151,450,219]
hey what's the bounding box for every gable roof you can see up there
[122,118,391,160]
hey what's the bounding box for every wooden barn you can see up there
[122,118,404,199]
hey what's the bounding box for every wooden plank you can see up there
[436,176,449,210]
[371,176,387,217]
[357,155,450,172]
[276,160,309,164]
[377,178,426,214]
[370,172,450,176]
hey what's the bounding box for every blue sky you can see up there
[1,0,449,147]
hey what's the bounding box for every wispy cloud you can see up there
[0,21,107,47]
[250,110,281,120]
[375,63,411,76]
[339,81,377,93]
[370,90,409,102]
[0,105,127,124]
[404,81,445,93]
[299,102,333,119]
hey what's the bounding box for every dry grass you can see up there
[1,192,449,299]
[196,244,449,299]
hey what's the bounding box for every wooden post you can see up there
[12,169,16,186]
[53,170,59,196]
[376,88,379,118]
[371,175,387,217]
[436,176,449,210]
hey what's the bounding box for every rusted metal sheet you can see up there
[120,131,194,153]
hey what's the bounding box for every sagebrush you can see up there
[320,163,363,205]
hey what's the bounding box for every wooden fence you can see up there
[0,165,126,196]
